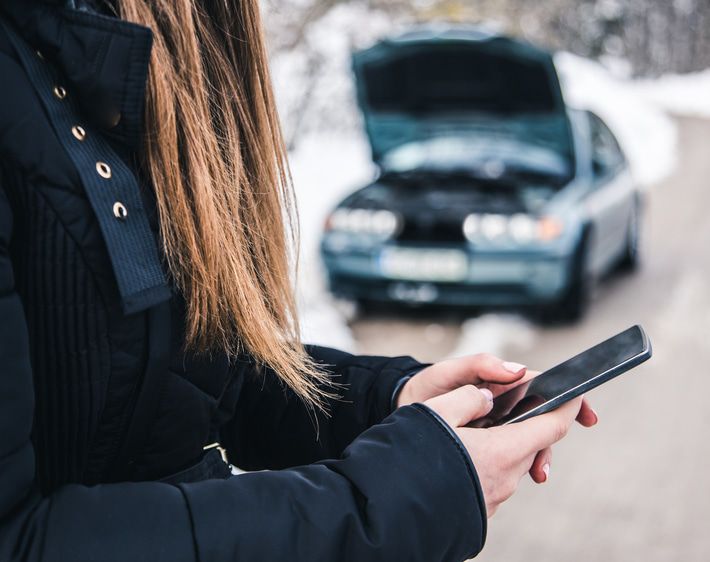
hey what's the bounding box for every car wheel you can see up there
[618,200,641,272]
[540,233,592,324]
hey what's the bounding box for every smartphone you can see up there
[470,325,652,428]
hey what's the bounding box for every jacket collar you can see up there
[1,0,153,149]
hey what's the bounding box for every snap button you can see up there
[53,86,67,100]
[72,125,86,141]
[113,202,128,221]
[96,162,112,179]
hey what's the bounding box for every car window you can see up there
[588,112,624,179]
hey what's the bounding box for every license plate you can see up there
[379,248,468,282]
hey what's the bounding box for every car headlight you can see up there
[463,213,564,245]
[327,208,400,239]
[480,214,508,240]
[508,214,538,243]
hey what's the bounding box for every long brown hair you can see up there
[118,0,330,407]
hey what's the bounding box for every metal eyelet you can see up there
[53,86,67,100]
[203,442,229,464]
[36,50,45,60]
[96,162,112,179]
[72,125,86,141]
[113,202,128,221]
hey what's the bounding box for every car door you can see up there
[584,111,634,275]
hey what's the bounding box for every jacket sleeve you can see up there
[0,174,485,561]
[220,345,430,470]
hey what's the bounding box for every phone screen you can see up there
[471,325,651,427]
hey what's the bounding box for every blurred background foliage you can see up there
[265,0,710,75]
[263,0,710,146]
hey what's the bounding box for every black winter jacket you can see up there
[0,1,487,560]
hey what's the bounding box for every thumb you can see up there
[424,385,494,428]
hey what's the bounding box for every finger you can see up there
[501,396,584,457]
[529,447,552,484]
[576,399,599,427]
[407,355,530,403]
[482,368,538,398]
[446,353,529,388]
[425,385,494,428]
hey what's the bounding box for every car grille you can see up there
[397,214,466,243]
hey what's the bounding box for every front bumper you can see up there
[321,243,574,306]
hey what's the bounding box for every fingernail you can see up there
[543,463,550,481]
[480,388,494,402]
[503,361,527,374]
[591,408,600,424]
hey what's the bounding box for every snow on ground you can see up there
[446,314,538,359]
[280,13,702,355]
[630,69,710,119]
[291,133,374,351]
[555,52,678,187]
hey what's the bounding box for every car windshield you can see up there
[380,117,574,183]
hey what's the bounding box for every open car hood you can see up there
[352,27,575,174]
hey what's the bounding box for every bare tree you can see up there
[261,0,710,146]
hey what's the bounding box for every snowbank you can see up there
[446,314,537,359]
[630,69,710,119]
[290,133,373,351]
[555,52,678,187]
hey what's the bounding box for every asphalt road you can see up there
[349,117,710,561]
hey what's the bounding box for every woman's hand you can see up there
[425,386,586,517]
[397,353,530,407]
[397,353,598,430]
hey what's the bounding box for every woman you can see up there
[0,1,597,560]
